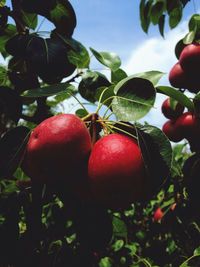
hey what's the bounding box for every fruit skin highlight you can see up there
[88,133,147,209]
[22,114,92,185]
[153,207,164,222]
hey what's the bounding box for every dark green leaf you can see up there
[95,85,115,107]
[22,83,75,97]
[150,0,165,25]
[90,47,121,71]
[158,14,165,37]
[21,11,38,30]
[75,108,88,118]
[136,124,172,195]
[0,126,30,179]
[112,240,124,252]
[140,0,151,33]
[157,86,194,111]
[169,6,182,29]
[78,71,110,103]
[99,257,113,267]
[0,24,17,55]
[112,77,156,121]
[175,39,187,59]
[111,68,127,83]
[0,65,9,86]
[48,0,76,37]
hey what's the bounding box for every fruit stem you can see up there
[89,113,100,146]
[95,87,110,114]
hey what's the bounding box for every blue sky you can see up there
[4,0,200,127]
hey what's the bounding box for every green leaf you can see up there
[169,6,182,29]
[179,254,200,267]
[183,30,196,44]
[130,70,165,86]
[90,47,121,71]
[22,83,75,97]
[194,247,200,256]
[99,257,113,267]
[75,108,88,118]
[112,216,128,239]
[95,85,115,107]
[158,14,165,37]
[21,11,38,30]
[150,0,165,25]
[0,65,9,86]
[188,14,200,32]
[111,240,124,252]
[136,124,172,195]
[111,68,127,83]
[112,77,156,121]
[175,39,186,59]
[67,39,90,68]
[157,86,194,111]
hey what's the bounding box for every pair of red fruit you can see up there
[169,43,200,93]
[162,98,200,147]
[22,114,148,210]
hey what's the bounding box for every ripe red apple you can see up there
[88,133,147,209]
[179,43,200,73]
[153,207,164,222]
[169,61,200,93]
[162,120,183,142]
[22,114,92,185]
[169,62,188,89]
[161,98,184,120]
[175,112,200,139]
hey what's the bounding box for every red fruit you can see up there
[169,61,200,93]
[176,112,200,139]
[153,207,164,222]
[88,133,147,210]
[179,43,200,73]
[169,62,188,89]
[22,114,92,184]
[162,120,183,142]
[161,98,184,120]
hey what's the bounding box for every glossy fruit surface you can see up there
[179,43,200,73]
[162,120,183,142]
[176,112,200,139]
[22,114,92,184]
[153,207,164,222]
[88,133,147,209]
[169,62,188,89]
[161,98,184,120]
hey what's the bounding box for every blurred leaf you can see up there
[112,216,128,239]
[158,14,165,37]
[150,0,165,25]
[140,0,151,33]
[75,108,88,118]
[0,65,8,86]
[90,47,121,71]
[183,30,196,45]
[21,11,38,30]
[169,5,182,29]
[188,14,200,32]
[0,24,17,55]
[111,68,127,83]
[175,39,186,59]
[157,86,194,111]
[99,257,113,267]
[112,77,156,121]
[23,83,75,97]
[112,239,124,252]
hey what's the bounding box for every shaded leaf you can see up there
[158,14,165,37]
[0,126,30,179]
[112,216,127,239]
[136,124,172,196]
[131,70,165,86]
[111,68,127,84]
[169,6,182,29]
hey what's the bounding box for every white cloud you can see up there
[123,20,188,129]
